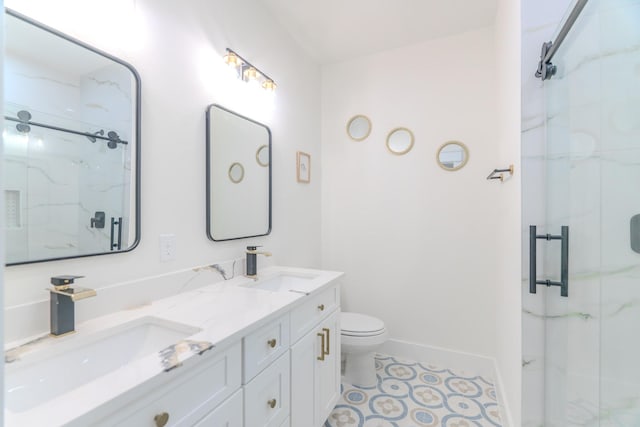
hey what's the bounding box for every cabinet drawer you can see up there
[106,341,241,426]
[243,313,290,383]
[194,388,243,426]
[290,284,339,342]
[244,352,290,427]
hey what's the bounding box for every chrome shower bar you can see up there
[535,0,589,80]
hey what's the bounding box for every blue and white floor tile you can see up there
[325,354,502,427]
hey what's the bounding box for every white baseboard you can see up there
[379,338,512,426]
[379,339,496,378]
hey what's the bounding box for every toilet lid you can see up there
[341,312,385,336]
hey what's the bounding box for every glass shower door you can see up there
[541,0,640,424]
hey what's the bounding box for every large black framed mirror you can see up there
[3,9,141,265]
[206,104,271,241]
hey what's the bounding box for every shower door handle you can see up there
[529,225,569,297]
[110,217,122,251]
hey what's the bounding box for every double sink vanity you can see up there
[5,267,343,427]
[3,8,340,427]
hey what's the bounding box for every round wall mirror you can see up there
[386,127,414,155]
[437,141,469,171]
[256,144,269,167]
[228,162,245,183]
[346,115,372,141]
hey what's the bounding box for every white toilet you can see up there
[340,312,388,387]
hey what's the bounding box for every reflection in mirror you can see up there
[437,141,469,171]
[3,9,141,265]
[228,162,245,183]
[386,127,414,155]
[206,105,271,241]
[346,115,372,141]
[256,144,269,167]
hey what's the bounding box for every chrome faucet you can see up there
[245,246,272,278]
[49,275,96,336]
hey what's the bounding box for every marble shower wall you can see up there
[3,52,133,262]
[596,1,640,423]
[523,0,640,425]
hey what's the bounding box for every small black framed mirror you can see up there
[206,104,271,241]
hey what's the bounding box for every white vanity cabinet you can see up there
[242,313,291,427]
[243,314,290,383]
[29,272,343,427]
[193,389,243,426]
[81,341,242,427]
[290,285,341,427]
[244,352,291,427]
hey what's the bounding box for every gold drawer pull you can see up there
[317,304,325,311]
[268,398,277,408]
[267,338,277,348]
[154,412,169,427]
[323,328,330,355]
[317,332,326,361]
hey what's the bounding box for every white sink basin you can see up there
[5,316,200,412]
[242,272,318,293]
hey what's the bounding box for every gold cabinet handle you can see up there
[267,338,277,348]
[268,398,277,408]
[317,332,326,361]
[154,412,170,427]
[317,304,325,311]
[323,328,330,356]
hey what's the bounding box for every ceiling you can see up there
[261,0,499,64]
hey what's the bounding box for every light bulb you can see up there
[243,67,258,81]
[262,80,277,93]
[223,51,241,68]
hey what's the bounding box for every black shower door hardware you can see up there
[529,225,569,297]
[91,211,106,229]
[110,217,123,251]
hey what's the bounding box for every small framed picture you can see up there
[296,151,311,183]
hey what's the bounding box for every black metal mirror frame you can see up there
[205,104,272,242]
[4,8,142,266]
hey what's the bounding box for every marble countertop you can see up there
[4,266,343,426]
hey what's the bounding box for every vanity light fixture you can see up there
[223,48,277,93]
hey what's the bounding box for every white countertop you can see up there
[4,266,343,426]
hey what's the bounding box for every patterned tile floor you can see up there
[325,354,502,427]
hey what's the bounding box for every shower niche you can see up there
[3,9,141,265]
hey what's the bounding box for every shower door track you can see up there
[535,0,589,80]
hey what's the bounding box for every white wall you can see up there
[493,0,522,425]
[321,28,502,358]
[3,0,322,341]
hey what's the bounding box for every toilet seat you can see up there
[341,312,386,337]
